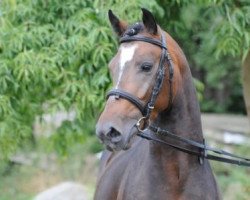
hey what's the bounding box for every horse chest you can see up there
[95,148,220,200]
[95,147,179,200]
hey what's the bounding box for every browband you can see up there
[120,35,168,50]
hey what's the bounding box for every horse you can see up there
[95,8,220,200]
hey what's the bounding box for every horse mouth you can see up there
[122,125,138,150]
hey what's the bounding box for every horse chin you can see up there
[105,139,133,152]
[105,144,123,152]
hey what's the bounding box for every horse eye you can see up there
[140,63,153,72]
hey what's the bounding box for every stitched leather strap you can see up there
[120,35,167,49]
[136,127,250,167]
[106,89,145,114]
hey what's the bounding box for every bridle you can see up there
[107,30,174,122]
[105,29,250,167]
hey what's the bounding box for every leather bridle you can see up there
[107,30,174,121]
[105,30,250,167]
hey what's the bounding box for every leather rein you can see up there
[106,30,250,167]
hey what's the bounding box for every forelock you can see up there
[123,22,144,36]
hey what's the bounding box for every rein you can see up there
[136,125,250,167]
[106,29,250,167]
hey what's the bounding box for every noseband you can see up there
[106,31,174,121]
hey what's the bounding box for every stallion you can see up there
[95,8,220,200]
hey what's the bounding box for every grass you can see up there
[0,163,97,200]
[210,144,250,200]
[0,138,100,200]
[0,165,35,200]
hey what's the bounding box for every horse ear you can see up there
[108,10,127,37]
[141,8,158,35]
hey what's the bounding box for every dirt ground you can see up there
[201,114,250,147]
[201,113,250,134]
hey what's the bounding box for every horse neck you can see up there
[157,67,203,141]
[149,64,204,168]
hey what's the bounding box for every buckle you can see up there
[136,117,149,131]
[199,139,207,165]
[148,103,154,110]
[115,94,120,100]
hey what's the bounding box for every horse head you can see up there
[96,8,179,151]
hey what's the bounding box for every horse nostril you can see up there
[108,127,120,137]
[107,127,122,143]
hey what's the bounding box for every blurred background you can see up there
[0,0,249,199]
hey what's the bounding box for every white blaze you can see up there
[116,44,137,88]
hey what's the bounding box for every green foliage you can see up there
[0,0,249,160]
[0,0,162,160]
[211,144,250,200]
[157,0,249,113]
[212,0,250,60]
[193,78,205,102]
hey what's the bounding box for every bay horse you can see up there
[95,8,220,200]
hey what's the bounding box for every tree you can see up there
[0,0,249,163]
[157,0,250,118]
[209,0,250,121]
[0,0,162,160]
[243,50,250,122]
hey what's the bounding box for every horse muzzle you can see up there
[96,122,138,151]
[96,125,124,151]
